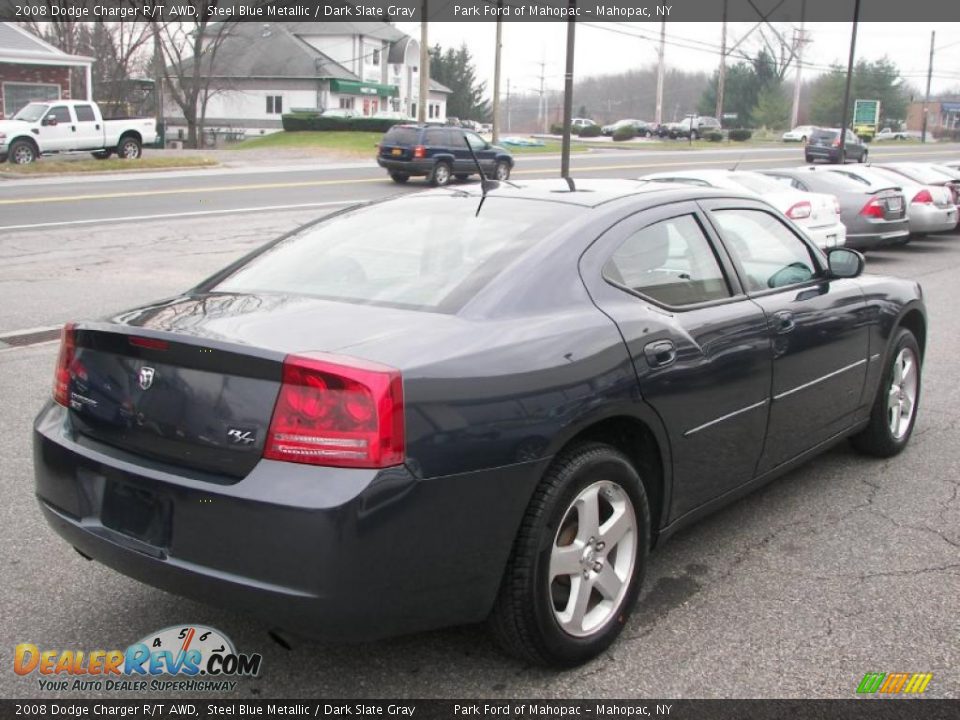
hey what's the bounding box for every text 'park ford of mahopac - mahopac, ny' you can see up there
[453,4,673,18]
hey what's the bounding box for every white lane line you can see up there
[0,200,362,231]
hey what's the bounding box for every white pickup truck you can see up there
[0,100,157,164]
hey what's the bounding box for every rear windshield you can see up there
[382,127,420,145]
[728,173,786,194]
[215,196,582,312]
[811,129,838,140]
[802,171,866,191]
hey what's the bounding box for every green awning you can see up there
[329,79,397,98]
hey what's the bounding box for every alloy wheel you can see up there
[888,347,918,439]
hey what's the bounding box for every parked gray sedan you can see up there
[760,167,909,250]
[825,165,958,236]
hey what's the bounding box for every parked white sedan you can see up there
[782,125,817,143]
[639,169,846,249]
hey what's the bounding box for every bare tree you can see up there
[151,3,236,148]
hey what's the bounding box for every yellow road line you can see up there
[1,147,955,206]
[0,176,386,206]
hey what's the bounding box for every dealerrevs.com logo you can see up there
[14,625,262,692]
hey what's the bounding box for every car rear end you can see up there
[805,129,841,163]
[782,191,847,249]
[376,125,432,177]
[845,188,910,248]
[32,192,588,641]
[905,185,959,233]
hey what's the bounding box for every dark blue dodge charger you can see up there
[34,180,925,666]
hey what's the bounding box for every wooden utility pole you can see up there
[922,31,935,143]
[418,0,429,123]
[715,0,727,121]
[492,5,503,142]
[560,1,576,179]
[790,0,807,129]
[655,20,666,125]
[838,0,861,162]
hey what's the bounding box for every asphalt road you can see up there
[0,146,958,700]
[2,143,960,232]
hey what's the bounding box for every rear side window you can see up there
[712,210,818,292]
[603,214,731,307]
[74,105,96,122]
[382,127,419,146]
[215,197,582,312]
[423,128,447,145]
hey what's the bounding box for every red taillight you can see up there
[833,197,841,215]
[129,336,169,350]
[832,138,841,147]
[53,323,76,406]
[412,145,426,159]
[786,201,812,220]
[912,189,934,205]
[860,197,885,218]
[264,354,404,469]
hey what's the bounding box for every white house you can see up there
[163,22,451,139]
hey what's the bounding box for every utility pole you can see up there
[790,0,807,129]
[536,59,547,133]
[715,0,727,121]
[560,0,576,179]
[491,2,503,143]
[922,31,935,143]
[417,0,429,123]
[506,78,512,132]
[838,0,861,163]
[655,20,666,125]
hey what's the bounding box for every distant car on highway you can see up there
[759,166,909,250]
[34,178,926,667]
[782,125,817,143]
[376,123,513,185]
[675,115,721,140]
[825,165,958,236]
[805,128,869,164]
[874,128,918,141]
[601,119,654,137]
[571,118,597,131]
[639,169,847,249]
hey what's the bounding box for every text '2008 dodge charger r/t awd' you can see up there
[34,179,926,667]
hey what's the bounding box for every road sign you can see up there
[853,99,880,127]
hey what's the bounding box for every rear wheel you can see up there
[117,136,142,160]
[494,161,511,181]
[8,139,37,165]
[429,161,452,187]
[489,442,650,667]
[389,172,409,184]
[859,149,868,163]
[850,328,921,457]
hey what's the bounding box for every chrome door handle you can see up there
[772,310,796,334]
[643,340,677,368]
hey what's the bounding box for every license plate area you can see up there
[391,148,402,156]
[101,480,171,547]
[887,197,903,212]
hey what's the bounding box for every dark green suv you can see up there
[377,124,514,186]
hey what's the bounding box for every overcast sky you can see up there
[395,22,960,99]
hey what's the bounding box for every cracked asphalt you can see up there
[0,194,958,700]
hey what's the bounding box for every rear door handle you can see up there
[772,310,796,334]
[643,340,677,368]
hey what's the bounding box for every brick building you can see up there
[0,22,93,119]
[906,99,960,134]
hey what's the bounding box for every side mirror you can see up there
[42,116,57,127]
[827,247,865,279]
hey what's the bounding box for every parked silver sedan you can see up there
[828,166,958,236]
[760,166,909,249]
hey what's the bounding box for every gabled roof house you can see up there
[163,22,451,137]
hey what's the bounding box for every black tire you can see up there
[800,135,807,144]
[117,136,142,160]
[389,172,410,184]
[92,150,112,160]
[489,442,650,667]
[859,150,868,164]
[805,155,814,164]
[850,328,922,457]
[454,173,471,181]
[429,161,452,187]
[494,160,511,181]
[8,139,37,165]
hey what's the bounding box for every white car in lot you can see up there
[639,169,846,249]
[823,165,958,236]
[782,125,817,143]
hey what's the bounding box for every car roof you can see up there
[417,178,756,209]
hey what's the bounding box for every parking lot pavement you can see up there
[0,219,957,699]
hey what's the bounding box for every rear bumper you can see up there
[846,218,911,248]
[376,157,435,176]
[803,222,847,249]
[908,203,958,234]
[34,402,543,641]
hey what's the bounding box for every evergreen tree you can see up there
[428,43,490,121]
